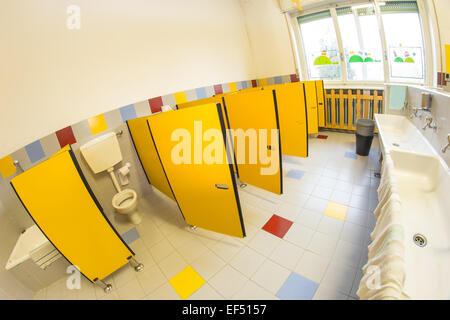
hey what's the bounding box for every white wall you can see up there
[433,0,450,71]
[0,0,255,158]
[239,0,296,79]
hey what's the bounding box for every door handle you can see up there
[215,184,229,190]
[267,145,272,150]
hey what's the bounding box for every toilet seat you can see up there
[112,189,137,212]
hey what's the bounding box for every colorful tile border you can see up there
[0,73,298,180]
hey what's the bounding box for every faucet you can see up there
[422,116,437,130]
[442,134,450,153]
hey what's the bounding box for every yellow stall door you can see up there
[265,83,308,158]
[315,80,326,128]
[11,150,134,282]
[127,117,174,200]
[147,103,245,238]
[303,81,319,134]
[224,90,282,195]
[178,96,239,176]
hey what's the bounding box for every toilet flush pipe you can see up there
[107,167,122,193]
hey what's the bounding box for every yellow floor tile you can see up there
[0,155,17,178]
[169,266,205,300]
[324,201,348,221]
[88,114,108,135]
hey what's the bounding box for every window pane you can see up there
[337,6,384,81]
[298,11,341,80]
[381,2,424,82]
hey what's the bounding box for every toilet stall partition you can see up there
[315,80,326,127]
[262,82,308,158]
[223,89,283,195]
[147,103,246,238]
[10,148,134,283]
[323,89,384,131]
[126,116,175,200]
[302,81,319,134]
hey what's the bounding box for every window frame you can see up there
[290,0,433,87]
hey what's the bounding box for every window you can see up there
[298,11,341,80]
[337,6,384,81]
[296,0,426,84]
[381,1,425,82]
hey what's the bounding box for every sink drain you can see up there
[413,233,427,247]
[392,142,400,147]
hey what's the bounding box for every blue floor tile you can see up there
[276,272,319,300]
[121,227,140,244]
[286,169,305,180]
[344,151,358,159]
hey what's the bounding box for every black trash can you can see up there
[355,118,375,156]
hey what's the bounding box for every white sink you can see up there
[375,114,437,156]
[389,150,450,299]
[374,113,450,299]
[5,225,49,270]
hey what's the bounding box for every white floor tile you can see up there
[177,238,209,264]
[276,202,302,220]
[191,250,226,281]
[116,278,146,300]
[312,185,333,200]
[313,284,348,300]
[145,282,180,300]
[232,280,278,300]
[333,240,363,268]
[136,264,167,296]
[316,216,344,239]
[321,261,357,295]
[158,251,188,280]
[251,259,290,294]
[284,223,314,249]
[295,251,330,283]
[307,231,338,258]
[149,239,175,262]
[210,237,244,262]
[269,240,304,270]
[329,190,351,205]
[295,209,322,230]
[230,246,266,278]
[187,283,224,300]
[349,194,369,211]
[303,196,329,213]
[341,222,371,246]
[209,265,248,299]
[248,230,280,257]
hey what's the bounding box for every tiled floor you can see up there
[33,131,380,300]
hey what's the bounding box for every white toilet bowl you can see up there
[112,188,142,225]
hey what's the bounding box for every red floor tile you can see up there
[262,214,293,239]
[317,135,328,139]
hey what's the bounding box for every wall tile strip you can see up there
[214,84,223,95]
[1,73,298,180]
[119,105,138,122]
[88,114,108,136]
[25,140,46,163]
[55,126,77,148]
[148,97,163,113]
[0,155,17,178]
